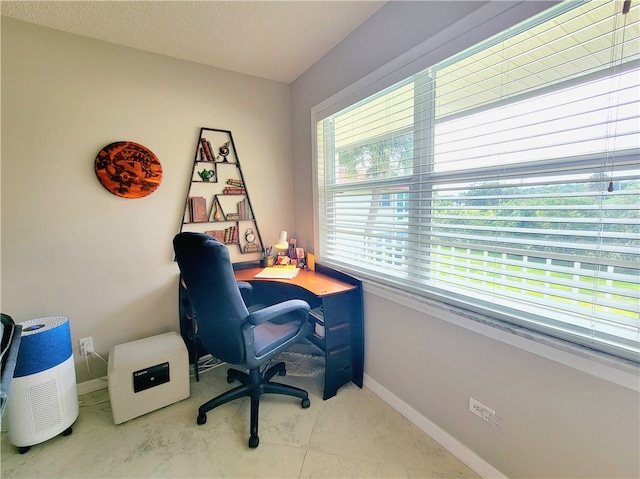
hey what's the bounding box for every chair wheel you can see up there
[248,435,259,448]
[18,446,31,454]
[302,397,310,408]
[278,367,286,376]
[61,426,72,436]
[197,414,207,425]
[227,376,234,383]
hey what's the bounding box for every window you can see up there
[315,0,640,363]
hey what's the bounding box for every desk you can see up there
[236,264,364,399]
[179,264,364,400]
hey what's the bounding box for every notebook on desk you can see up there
[254,267,300,279]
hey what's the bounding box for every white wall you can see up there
[290,2,640,478]
[1,18,296,383]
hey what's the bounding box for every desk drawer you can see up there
[325,344,352,373]
[325,322,351,350]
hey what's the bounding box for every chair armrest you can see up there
[247,300,310,326]
[237,281,254,306]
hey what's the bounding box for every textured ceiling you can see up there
[1,1,385,83]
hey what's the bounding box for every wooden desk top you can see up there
[234,268,357,297]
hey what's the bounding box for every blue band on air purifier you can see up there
[14,316,73,377]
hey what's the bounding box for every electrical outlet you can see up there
[469,397,495,421]
[79,337,94,356]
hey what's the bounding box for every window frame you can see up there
[311,0,640,381]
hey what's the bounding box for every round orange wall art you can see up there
[95,141,162,198]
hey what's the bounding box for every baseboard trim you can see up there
[77,377,108,396]
[363,374,505,479]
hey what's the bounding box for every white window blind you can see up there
[316,0,640,362]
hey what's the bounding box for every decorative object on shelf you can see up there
[94,141,162,198]
[197,169,215,182]
[244,228,260,253]
[211,198,223,221]
[217,141,231,162]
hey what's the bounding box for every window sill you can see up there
[364,281,640,392]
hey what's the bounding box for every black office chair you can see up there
[173,232,312,448]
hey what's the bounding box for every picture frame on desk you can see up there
[296,247,306,268]
[288,238,297,261]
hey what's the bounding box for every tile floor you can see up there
[1,360,480,478]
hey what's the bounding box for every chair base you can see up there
[196,361,310,448]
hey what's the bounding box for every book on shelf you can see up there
[189,196,208,223]
[200,138,214,161]
[186,201,193,223]
[244,243,260,253]
[238,199,246,220]
[223,226,238,244]
[227,178,244,187]
[223,187,246,195]
[205,230,225,243]
[225,212,240,221]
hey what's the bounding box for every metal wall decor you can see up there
[95,141,162,198]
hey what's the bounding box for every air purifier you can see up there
[6,316,79,453]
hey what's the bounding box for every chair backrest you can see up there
[173,232,249,364]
